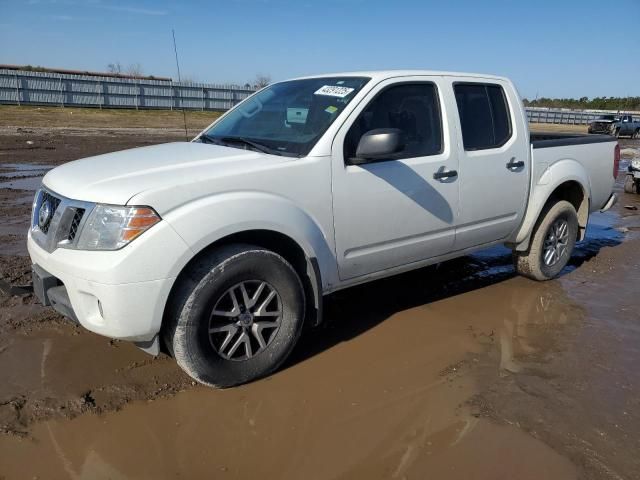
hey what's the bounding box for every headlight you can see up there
[76,205,161,250]
[632,159,640,171]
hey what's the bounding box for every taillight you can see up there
[614,143,620,179]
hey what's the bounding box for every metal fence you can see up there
[0,68,255,111]
[0,68,634,125]
[525,107,623,125]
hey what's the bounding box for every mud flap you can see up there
[32,264,58,306]
[600,193,617,212]
[135,335,160,356]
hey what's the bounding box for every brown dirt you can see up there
[0,109,639,479]
[0,105,219,130]
[529,123,587,134]
[0,126,196,442]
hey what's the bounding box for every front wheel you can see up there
[514,200,579,281]
[164,244,305,388]
[633,129,640,139]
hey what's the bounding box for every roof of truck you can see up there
[291,70,510,82]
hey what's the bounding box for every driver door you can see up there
[330,77,459,280]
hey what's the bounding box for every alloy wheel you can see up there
[542,218,570,267]
[208,280,283,361]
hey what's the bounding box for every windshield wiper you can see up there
[198,133,222,145]
[198,133,286,156]
[217,136,279,155]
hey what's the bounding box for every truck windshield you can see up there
[202,77,370,157]
[597,115,616,121]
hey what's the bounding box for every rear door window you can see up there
[454,83,512,150]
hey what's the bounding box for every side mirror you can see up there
[350,128,405,165]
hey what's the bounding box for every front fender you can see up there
[513,158,591,249]
[161,191,339,289]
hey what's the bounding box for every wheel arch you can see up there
[161,229,325,351]
[513,174,590,252]
[546,180,589,237]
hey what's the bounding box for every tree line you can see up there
[523,97,640,112]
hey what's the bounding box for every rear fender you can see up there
[512,159,590,251]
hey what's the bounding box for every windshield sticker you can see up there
[286,107,308,124]
[325,105,338,114]
[314,85,355,98]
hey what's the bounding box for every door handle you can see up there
[433,169,458,180]
[506,158,525,169]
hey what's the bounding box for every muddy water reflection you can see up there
[0,163,51,190]
[0,256,584,478]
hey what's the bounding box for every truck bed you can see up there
[530,132,614,149]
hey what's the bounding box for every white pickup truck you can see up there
[28,70,618,387]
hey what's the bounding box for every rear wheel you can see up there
[514,200,578,281]
[624,174,638,194]
[164,244,305,387]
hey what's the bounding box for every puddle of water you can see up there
[0,176,44,190]
[0,163,51,190]
[619,142,638,172]
[1,163,52,171]
[0,170,49,179]
[561,211,623,272]
[464,211,624,279]
[0,273,581,479]
[0,387,576,480]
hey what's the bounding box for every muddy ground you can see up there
[0,116,639,479]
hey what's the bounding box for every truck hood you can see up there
[591,119,615,124]
[43,142,286,205]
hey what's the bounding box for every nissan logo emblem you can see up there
[38,200,52,230]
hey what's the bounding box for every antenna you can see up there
[172,29,189,141]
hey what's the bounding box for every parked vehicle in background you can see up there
[588,114,618,134]
[612,114,640,139]
[28,70,619,387]
[624,158,640,194]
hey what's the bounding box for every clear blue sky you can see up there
[1,0,638,99]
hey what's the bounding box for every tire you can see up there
[514,200,579,281]
[163,244,305,388]
[633,129,640,139]
[624,174,638,194]
[612,128,620,138]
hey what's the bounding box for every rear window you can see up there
[454,83,512,150]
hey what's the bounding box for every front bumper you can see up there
[27,219,193,343]
[588,123,614,134]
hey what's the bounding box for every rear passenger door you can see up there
[451,79,529,251]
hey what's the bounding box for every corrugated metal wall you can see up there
[0,68,255,111]
[0,68,633,125]
[525,107,629,125]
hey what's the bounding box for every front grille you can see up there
[31,188,95,253]
[67,208,85,241]
[39,191,61,234]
